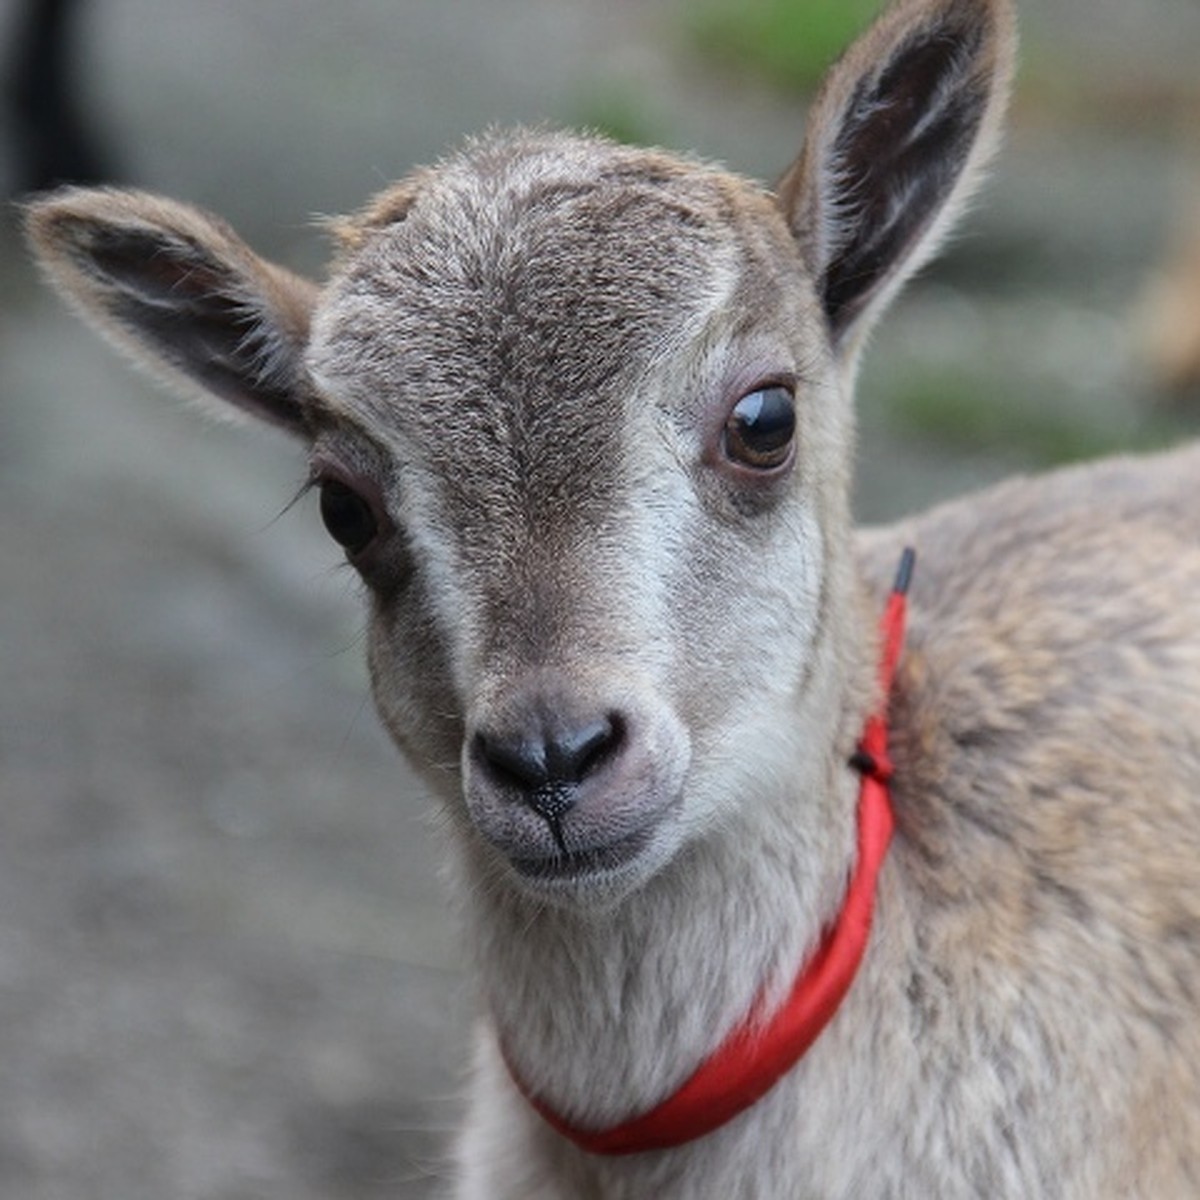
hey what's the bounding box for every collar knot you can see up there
[849,745,894,783]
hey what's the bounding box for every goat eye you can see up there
[724,385,796,470]
[319,478,379,555]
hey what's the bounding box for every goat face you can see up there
[305,134,842,904]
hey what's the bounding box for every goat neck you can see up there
[455,545,880,1139]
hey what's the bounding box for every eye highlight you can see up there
[723,384,796,470]
[318,477,380,556]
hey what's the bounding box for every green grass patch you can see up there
[886,367,1183,467]
[684,0,884,94]
[568,84,662,147]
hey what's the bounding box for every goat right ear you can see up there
[777,0,1015,356]
[25,188,318,437]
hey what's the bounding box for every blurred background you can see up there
[0,1,1197,1196]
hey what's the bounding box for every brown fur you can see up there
[857,445,1200,1194]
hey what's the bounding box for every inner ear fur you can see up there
[777,0,1016,352]
[25,188,318,435]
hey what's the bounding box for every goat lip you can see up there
[509,824,657,883]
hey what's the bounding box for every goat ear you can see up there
[25,188,318,437]
[777,0,1016,354]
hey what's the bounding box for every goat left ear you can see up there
[25,188,318,437]
[777,0,1016,356]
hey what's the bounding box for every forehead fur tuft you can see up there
[311,128,805,414]
[328,176,429,254]
[324,127,767,261]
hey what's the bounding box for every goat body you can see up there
[25,0,1200,1194]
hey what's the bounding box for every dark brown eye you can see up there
[319,478,379,555]
[724,385,796,470]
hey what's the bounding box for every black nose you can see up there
[474,714,623,822]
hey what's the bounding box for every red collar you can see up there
[510,549,915,1156]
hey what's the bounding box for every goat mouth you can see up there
[509,825,656,884]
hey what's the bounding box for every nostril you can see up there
[474,712,625,797]
[476,732,549,791]
[547,714,623,784]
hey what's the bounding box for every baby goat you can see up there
[26,0,1200,1195]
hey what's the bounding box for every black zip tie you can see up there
[893,546,916,596]
[848,545,916,779]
